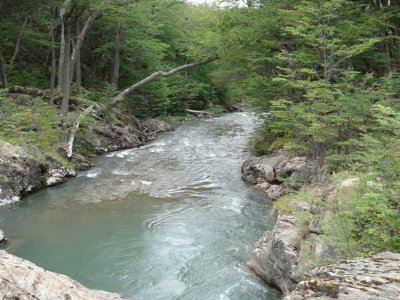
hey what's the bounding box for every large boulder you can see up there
[241,151,288,185]
[0,250,124,299]
[248,211,303,292]
[0,141,44,205]
[0,141,76,206]
[91,124,141,153]
[241,151,315,201]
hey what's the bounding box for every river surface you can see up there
[0,113,280,300]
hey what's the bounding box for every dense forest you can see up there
[0,0,399,263]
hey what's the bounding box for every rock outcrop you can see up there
[0,141,44,205]
[0,250,124,299]
[0,141,77,206]
[287,252,400,300]
[243,153,400,300]
[241,151,316,200]
[243,152,322,292]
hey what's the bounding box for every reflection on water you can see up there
[0,113,281,300]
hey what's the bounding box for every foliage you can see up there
[0,91,60,152]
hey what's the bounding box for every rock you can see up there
[287,252,400,300]
[0,229,6,244]
[0,250,124,299]
[241,152,313,201]
[70,153,93,171]
[141,118,174,134]
[265,184,286,201]
[45,156,76,187]
[0,141,78,206]
[248,210,305,293]
[275,157,308,177]
[241,152,289,184]
[243,152,331,295]
[0,141,44,206]
[92,124,141,153]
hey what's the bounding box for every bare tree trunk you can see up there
[67,105,94,157]
[61,29,71,125]
[109,57,217,108]
[0,50,8,89]
[58,12,65,90]
[69,10,99,84]
[49,20,56,103]
[111,24,122,86]
[75,19,82,91]
[9,16,29,69]
[58,1,70,89]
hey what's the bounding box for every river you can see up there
[0,113,281,300]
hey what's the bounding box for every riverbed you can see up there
[0,113,280,299]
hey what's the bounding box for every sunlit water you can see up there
[0,113,281,300]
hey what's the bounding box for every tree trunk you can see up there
[69,10,99,85]
[58,1,71,89]
[58,11,64,90]
[67,105,95,157]
[0,50,8,89]
[111,24,122,86]
[9,16,29,69]
[61,29,71,125]
[49,20,56,103]
[109,57,217,108]
[75,19,82,91]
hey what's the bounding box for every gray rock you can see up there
[0,250,124,299]
[92,124,141,153]
[241,151,289,184]
[0,141,44,206]
[0,141,78,206]
[44,156,76,186]
[287,252,400,300]
[248,211,304,293]
[276,157,308,177]
[265,184,286,201]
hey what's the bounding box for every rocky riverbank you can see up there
[0,111,173,207]
[0,250,124,299]
[242,151,400,299]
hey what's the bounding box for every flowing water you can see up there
[0,113,281,300]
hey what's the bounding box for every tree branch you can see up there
[108,57,217,108]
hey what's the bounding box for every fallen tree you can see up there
[108,57,217,108]
[186,109,214,116]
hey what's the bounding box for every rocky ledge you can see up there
[0,250,124,299]
[0,141,76,206]
[241,151,318,201]
[242,152,400,299]
[287,252,400,300]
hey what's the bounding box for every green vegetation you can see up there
[214,0,399,256]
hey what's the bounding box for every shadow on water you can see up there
[0,113,282,300]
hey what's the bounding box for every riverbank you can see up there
[242,151,400,299]
[0,91,175,208]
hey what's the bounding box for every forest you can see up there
[0,0,399,280]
